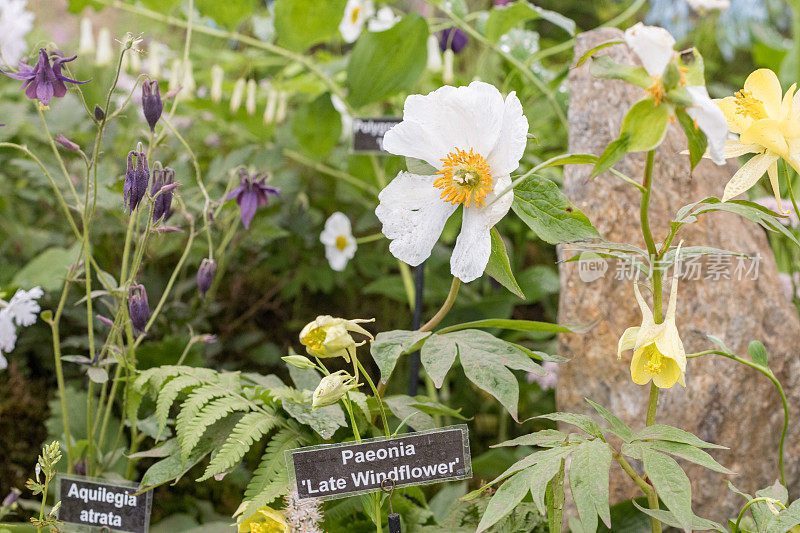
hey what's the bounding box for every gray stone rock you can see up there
[557,27,800,522]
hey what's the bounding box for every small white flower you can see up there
[180,59,196,100]
[623,22,676,77]
[426,34,443,72]
[321,212,357,271]
[263,86,277,124]
[276,92,288,123]
[78,17,95,55]
[6,286,43,326]
[340,0,374,43]
[95,27,114,66]
[246,79,257,115]
[377,81,528,282]
[230,77,246,113]
[368,6,399,32]
[685,85,728,165]
[146,41,166,78]
[210,65,223,103]
[0,0,34,67]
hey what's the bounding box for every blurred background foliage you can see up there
[2,0,799,530]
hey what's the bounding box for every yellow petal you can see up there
[633,281,655,328]
[744,68,783,118]
[718,96,752,134]
[781,83,796,121]
[664,242,682,324]
[651,358,683,389]
[740,119,790,158]
[630,346,653,385]
[723,151,779,201]
[766,160,790,214]
[618,326,640,359]
[654,324,685,369]
[722,139,762,158]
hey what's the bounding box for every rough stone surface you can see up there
[557,27,800,522]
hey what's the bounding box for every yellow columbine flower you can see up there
[717,69,800,211]
[235,504,288,533]
[617,260,686,389]
[299,316,374,361]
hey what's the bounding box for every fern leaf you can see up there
[176,384,228,454]
[197,410,280,482]
[134,365,183,394]
[242,427,303,517]
[155,374,203,431]
[179,396,251,460]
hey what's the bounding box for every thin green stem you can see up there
[49,278,74,474]
[646,383,659,427]
[37,107,80,205]
[420,277,461,332]
[283,148,379,196]
[356,359,390,437]
[398,260,416,312]
[735,497,786,530]
[355,233,384,244]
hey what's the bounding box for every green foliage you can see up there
[484,1,575,43]
[291,93,342,157]
[369,330,432,382]
[196,0,258,29]
[485,228,525,298]
[274,0,347,51]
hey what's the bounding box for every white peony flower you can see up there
[368,6,399,32]
[320,212,357,271]
[339,0,374,43]
[0,0,33,67]
[6,286,43,326]
[624,23,727,165]
[376,81,528,282]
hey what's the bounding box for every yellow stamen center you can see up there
[301,327,326,352]
[351,6,361,23]
[433,148,493,208]
[648,76,664,105]
[335,235,348,251]
[734,90,768,121]
[644,349,666,375]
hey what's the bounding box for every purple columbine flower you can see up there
[142,79,162,132]
[151,166,175,222]
[128,284,150,333]
[196,258,216,299]
[3,48,89,107]
[225,169,280,229]
[439,28,468,54]
[124,149,150,213]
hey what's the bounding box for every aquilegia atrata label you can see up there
[56,475,152,533]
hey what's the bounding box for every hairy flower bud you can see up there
[141,79,163,131]
[123,150,149,213]
[55,135,80,152]
[94,104,105,121]
[150,166,175,221]
[196,258,216,298]
[312,370,358,409]
[230,77,245,113]
[128,284,150,333]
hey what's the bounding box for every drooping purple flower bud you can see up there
[94,104,105,121]
[439,28,468,54]
[96,314,115,328]
[123,150,150,213]
[151,166,175,222]
[2,48,90,106]
[196,258,216,298]
[225,169,280,229]
[128,284,150,333]
[141,79,163,132]
[55,135,80,152]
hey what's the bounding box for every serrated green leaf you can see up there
[585,399,633,442]
[485,228,524,298]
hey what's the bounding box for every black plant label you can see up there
[56,475,152,533]
[352,118,402,153]
[287,425,472,500]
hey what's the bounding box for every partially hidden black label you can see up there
[288,425,471,500]
[57,475,152,533]
[352,117,401,153]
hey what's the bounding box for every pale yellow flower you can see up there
[312,370,359,409]
[299,316,373,361]
[717,69,800,211]
[234,504,288,533]
[617,256,686,389]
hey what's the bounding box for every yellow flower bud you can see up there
[312,370,358,409]
[281,355,316,370]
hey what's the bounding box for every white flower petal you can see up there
[486,91,529,176]
[623,22,676,77]
[320,212,353,245]
[7,287,42,327]
[376,171,457,266]
[0,312,16,353]
[0,353,6,370]
[339,0,374,43]
[368,7,399,32]
[382,81,507,169]
[686,86,728,165]
[450,174,513,282]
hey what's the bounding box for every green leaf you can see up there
[575,40,624,68]
[536,412,603,438]
[623,441,733,475]
[484,228,524,298]
[476,470,531,532]
[631,501,726,532]
[282,395,347,440]
[346,14,428,107]
[591,135,631,178]
[642,449,694,529]
[631,424,727,449]
[86,367,109,384]
[598,498,651,533]
[12,244,81,291]
[420,333,458,388]
[291,93,342,157]
[748,340,768,368]
[196,0,258,29]
[370,330,432,382]
[484,1,575,43]
[274,0,347,51]
[676,108,708,172]
[511,174,601,244]
[585,399,633,442]
[492,429,568,449]
[589,55,651,89]
[384,395,436,431]
[437,318,583,335]
[570,439,612,531]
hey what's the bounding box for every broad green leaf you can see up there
[575,40,624,67]
[346,15,428,108]
[676,108,707,172]
[371,330,432,382]
[676,47,706,87]
[591,134,631,178]
[748,340,768,368]
[12,243,82,291]
[87,367,109,384]
[291,93,342,157]
[631,501,726,532]
[585,399,633,442]
[589,55,651,89]
[384,395,436,431]
[420,333,458,388]
[528,455,566,514]
[622,441,733,475]
[485,1,575,43]
[492,429,568,449]
[274,0,347,51]
[570,439,612,530]
[536,412,603,438]
[282,395,347,440]
[485,228,525,298]
[632,424,727,449]
[511,174,601,244]
[196,0,258,29]
[476,470,531,532]
[642,449,693,530]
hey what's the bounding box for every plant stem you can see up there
[356,359,390,437]
[646,383,659,427]
[419,278,461,332]
[49,279,74,473]
[735,497,786,530]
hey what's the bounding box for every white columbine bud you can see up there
[210,65,224,103]
[426,34,442,72]
[443,49,454,84]
[79,18,95,55]
[246,79,257,115]
[230,78,246,113]
[95,27,114,66]
[263,87,277,124]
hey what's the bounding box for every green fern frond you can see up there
[155,375,204,431]
[176,384,229,452]
[134,365,185,394]
[179,396,251,461]
[197,410,280,482]
[242,427,304,517]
